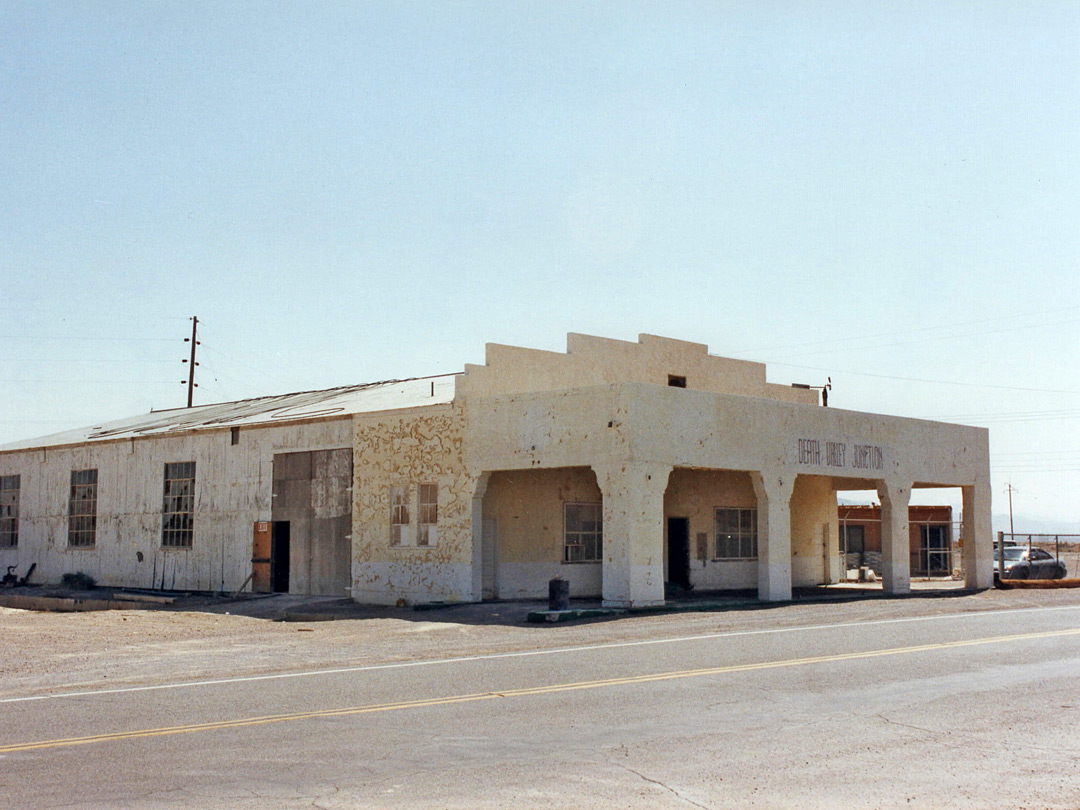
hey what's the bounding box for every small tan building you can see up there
[839,504,956,578]
[0,333,994,607]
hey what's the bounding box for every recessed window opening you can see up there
[68,468,98,548]
[715,507,757,560]
[0,474,19,549]
[668,375,687,388]
[390,486,409,546]
[418,483,438,547]
[564,502,603,562]
[162,461,195,548]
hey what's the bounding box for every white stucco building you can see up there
[0,333,993,607]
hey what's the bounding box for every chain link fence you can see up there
[998,533,1080,579]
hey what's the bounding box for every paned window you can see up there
[0,475,19,549]
[417,484,438,547]
[162,462,195,548]
[390,486,409,546]
[714,507,757,560]
[564,502,603,563]
[68,469,98,548]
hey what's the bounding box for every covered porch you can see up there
[470,463,993,608]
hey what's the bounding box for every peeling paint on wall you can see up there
[352,406,476,604]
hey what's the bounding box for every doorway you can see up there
[667,517,692,591]
[251,522,272,592]
[270,449,352,595]
[271,521,291,593]
[919,524,951,576]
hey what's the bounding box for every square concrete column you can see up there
[823,522,843,585]
[750,471,795,602]
[595,462,672,608]
[468,472,491,603]
[877,479,911,595]
[962,481,994,589]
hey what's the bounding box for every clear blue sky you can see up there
[2,2,1078,527]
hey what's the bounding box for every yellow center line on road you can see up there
[3,626,1078,755]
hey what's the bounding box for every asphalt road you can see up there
[3,599,1080,809]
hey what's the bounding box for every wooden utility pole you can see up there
[1006,483,1017,539]
[998,482,1019,580]
[183,316,199,407]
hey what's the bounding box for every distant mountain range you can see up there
[839,497,1080,536]
[993,514,1080,537]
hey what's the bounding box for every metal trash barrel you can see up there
[548,578,570,611]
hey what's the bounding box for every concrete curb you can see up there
[526,587,985,623]
[996,578,1080,589]
[528,598,765,623]
[0,594,134,612]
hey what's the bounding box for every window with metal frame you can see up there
[714,507,757,560]
[68,469,98,548]
[564,502,603,563]
[417,483,437,547]
[0,474,19,549]
[162,462,195,548]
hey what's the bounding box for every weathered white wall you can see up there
[0,333,992,605]
[463,380,991,600]
[351,405,477,605]
[663,469,759,590]
[272,448,353,596]
[789,475,840,586]
[482,467,603,599]
[0,419,352,592]
[459,333,818,405]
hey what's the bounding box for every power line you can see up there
[0,419,104,424]
[729,305,1080,359]
[993,468,1080,474]
[6,379,176,384]
[933,410,1080,423]
[195,323,295,390]
[765,362,1080,396]
[994,450,1080,458]
[197,344,288,389]
[0,335,176,342]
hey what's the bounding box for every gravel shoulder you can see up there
[4,585,1080,700]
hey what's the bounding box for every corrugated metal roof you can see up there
[0,375,458,452]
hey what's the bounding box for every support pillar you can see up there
[823,521,842,584]
[468,472,491,603]
[877,478,911,595]
[595,462,672,608]
[962,481,994,589]
[751,471,795,602]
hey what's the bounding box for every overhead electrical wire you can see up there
[729,305,1080,359]
[765,362,1080,397]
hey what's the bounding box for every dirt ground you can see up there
[4,584,1080,700]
